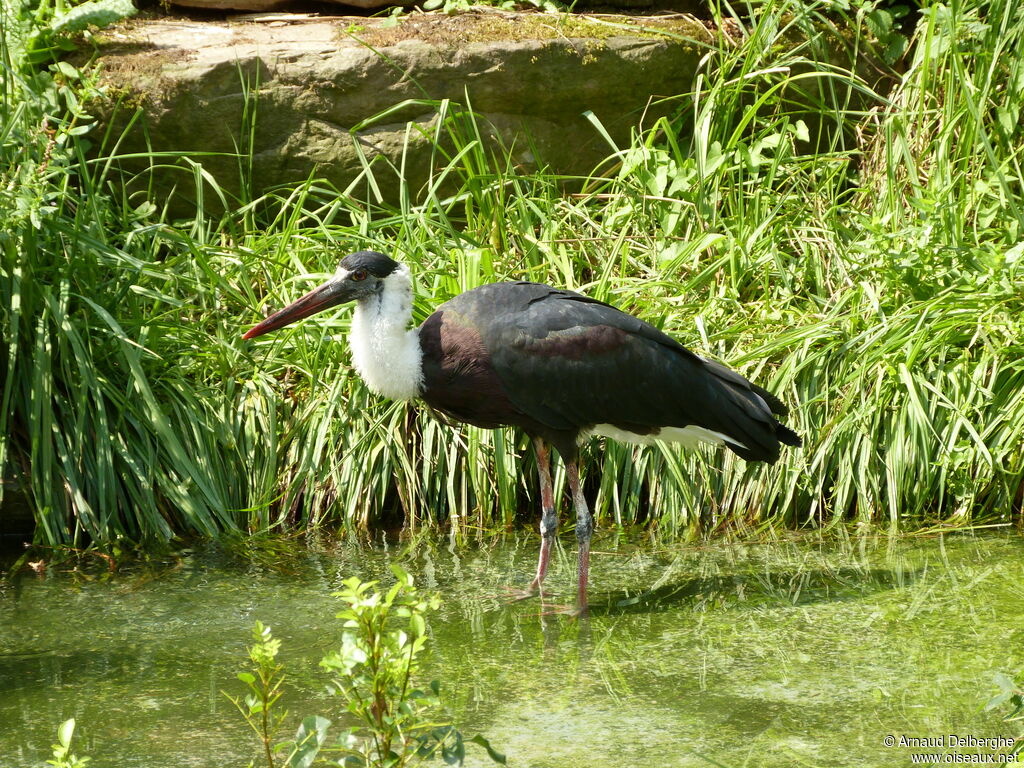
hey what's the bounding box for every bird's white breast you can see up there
[349,266,423,401]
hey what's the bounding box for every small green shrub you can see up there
[46,719,90,768]
[227,622,290,768]
[228,568,504,767]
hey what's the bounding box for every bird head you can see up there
[242,251,399,340]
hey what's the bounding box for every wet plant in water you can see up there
[46,719,90,768]
[321,566,504,767]
[227,622,289,768]
[227,568,504,767]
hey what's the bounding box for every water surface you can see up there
[2,532,1022,767]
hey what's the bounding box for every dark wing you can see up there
[471,284,799,463]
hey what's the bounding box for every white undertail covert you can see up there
[588,423,749,451]
[348,264,424,401]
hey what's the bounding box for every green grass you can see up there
[1,0,1022,548]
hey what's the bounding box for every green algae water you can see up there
[1,533,1022,767]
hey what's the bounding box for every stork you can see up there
[243,251,801,612]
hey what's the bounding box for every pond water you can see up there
[1,532,1022,767]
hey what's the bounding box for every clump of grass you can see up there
[1,0,1022,548]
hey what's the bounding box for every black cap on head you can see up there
[242,251,401,340]
[340,251,399,278]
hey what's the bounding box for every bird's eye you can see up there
[351,269,368,282]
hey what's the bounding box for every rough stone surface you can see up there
[171,0,289,11]
[168,0,696,13]
[172,0,411,11]
[95,13,714,212]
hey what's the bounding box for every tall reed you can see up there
[1,0,1021,547]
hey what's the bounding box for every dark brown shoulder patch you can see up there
[418,310,520,429]
[518,324,629,361]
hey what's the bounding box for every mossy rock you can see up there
[90,11,879,214]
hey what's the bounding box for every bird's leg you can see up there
[566,460,593,613]
[528,437,557,594]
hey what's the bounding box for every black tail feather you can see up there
[774,422,802,447]
[709,372,802,462]
[751,383,789,417]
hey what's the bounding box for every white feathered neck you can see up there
[348,263,423,401]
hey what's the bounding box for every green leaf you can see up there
[285,715,331,768]
[53,61,80,80]
[49,0,137,35]
[389,563,412,586]
[410,612,426,637]
[469,734,507,765]
[1005,241,1024,265]
[442,733,465,765]
[57,718,76,748]
[793,119,809,143]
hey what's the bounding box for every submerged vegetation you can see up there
[1,0,1022,548]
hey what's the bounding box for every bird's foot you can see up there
[538,600,589,619]
[498,584,542,603]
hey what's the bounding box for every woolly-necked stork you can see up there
[244,251,801,612]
